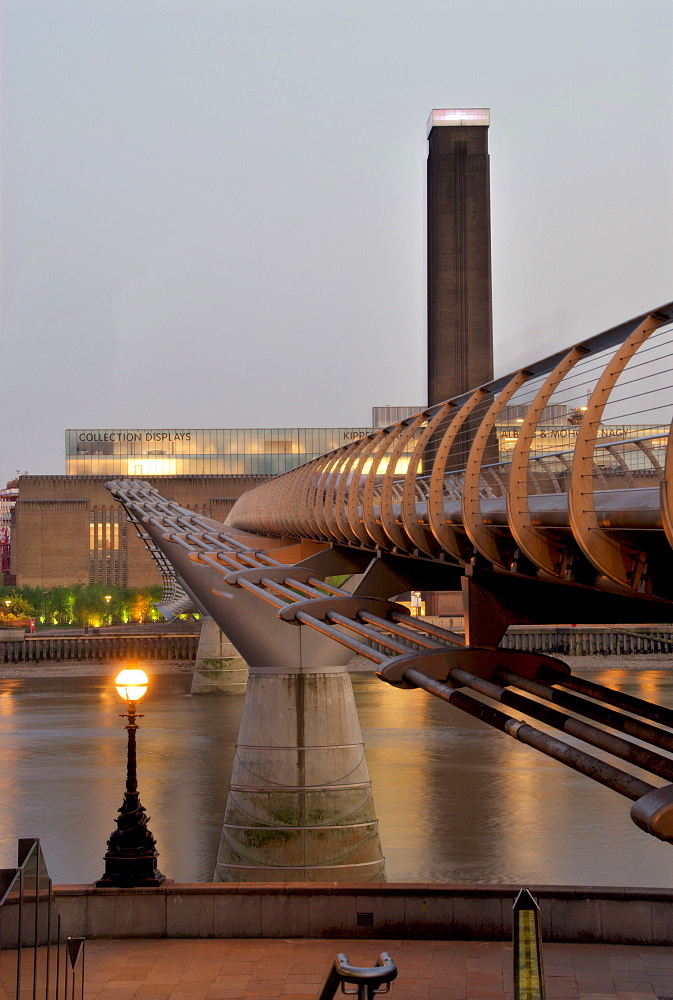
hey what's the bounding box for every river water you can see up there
[1,668,672,886]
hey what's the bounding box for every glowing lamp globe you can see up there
[115,669,149,703]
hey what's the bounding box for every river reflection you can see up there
[1,669,672,886]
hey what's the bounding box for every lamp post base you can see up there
[96,852,166,888]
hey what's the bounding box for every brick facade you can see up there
[11,475,270,588]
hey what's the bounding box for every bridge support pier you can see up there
[191,616,248,695]
[214,664,385,882]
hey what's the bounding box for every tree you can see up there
[0,593,35,619]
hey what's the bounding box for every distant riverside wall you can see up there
[377,620,673,659]
[0,625,671,663]
[501,625,673,657]
[0,633,198,663]
[52,882,673,945]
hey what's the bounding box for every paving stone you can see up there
[69,937,673,1000]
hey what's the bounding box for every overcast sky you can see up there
[1,0,671,484]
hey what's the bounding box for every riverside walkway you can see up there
[73,937,673,1000]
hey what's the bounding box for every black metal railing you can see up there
[0,839,84,1000]
[317,953,397,1000]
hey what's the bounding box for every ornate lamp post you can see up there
[104,594,112,625]
[96,669,165,887]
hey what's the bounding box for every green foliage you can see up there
[0,583,163,627]
[0,612,24,627]
[0,593,35,618]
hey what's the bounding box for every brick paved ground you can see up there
[71,938,673,1000]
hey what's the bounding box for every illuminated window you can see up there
[361,456,411,476]
[127,458,177,476]
[89,507,126,585]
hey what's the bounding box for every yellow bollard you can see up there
[513,888,546,1000]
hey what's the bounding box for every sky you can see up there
[1,0,671,484]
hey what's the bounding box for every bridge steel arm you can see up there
[401,402,453,556]
[362,425,399,550]
[508,345,589,578]
[568,312,668,592]
[427,388,488,562]
[334,437,370,545]
[227,302,673,604]
[105,301,673,863]
[379,411,427,552]
[462,369,531,568]
[663,427,673,550]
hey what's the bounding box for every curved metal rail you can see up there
[226,302,673,600]
[317,953,397,1000]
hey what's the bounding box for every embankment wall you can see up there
[0,634,198,663]
[53,883,673,945]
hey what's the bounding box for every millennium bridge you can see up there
[106,301,673,882]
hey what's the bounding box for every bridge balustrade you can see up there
[225,305,673,598]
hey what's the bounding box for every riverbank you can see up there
[0,658,195,679]
[0,652,671,680]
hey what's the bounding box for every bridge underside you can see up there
[104,301,673,875]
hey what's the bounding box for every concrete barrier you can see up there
[52,882,673,944]
[0,634,198,663]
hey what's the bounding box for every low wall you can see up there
[502,625,673,656]
[421,620,673,656]
[0,634,198,663]
[53,883,673,945]
[2,627,670,664]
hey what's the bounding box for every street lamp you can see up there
[96,668,165,887]
[104,594,112,625]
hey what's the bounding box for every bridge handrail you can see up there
[386,431,668,497]
[223,302,673,594]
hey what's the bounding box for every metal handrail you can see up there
[0,838,85,1000]
[317,953,397,1000]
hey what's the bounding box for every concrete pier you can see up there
[128,523,386,883]
[191,616,248,694]
[214,665,385,882]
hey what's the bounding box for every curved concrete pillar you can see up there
[214,665,385,882]
[191,616,248,695]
